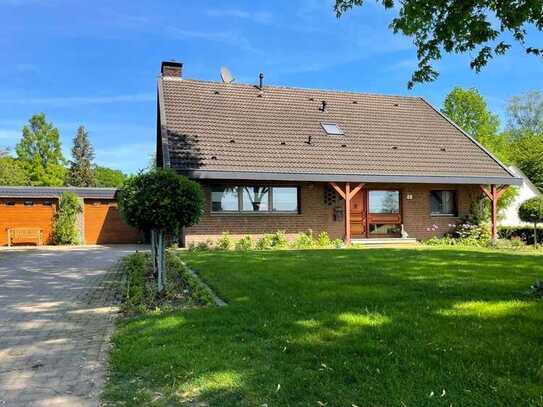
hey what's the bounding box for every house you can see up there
[0,187,141,246]
[500,166,542,226]
[156,61,522,245]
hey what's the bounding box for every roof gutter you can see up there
[180,170,523,186]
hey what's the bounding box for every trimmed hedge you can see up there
[499,226,543,245]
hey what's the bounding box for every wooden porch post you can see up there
[329,182,365,245]
[480,184,509,240]
[345,182,351,245]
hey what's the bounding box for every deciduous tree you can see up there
[95,166,127,187]
[334,1,543,88]
[441,87,507,161]
[16,113,65,186]
[118,169,204,293]
[0,156,29,186]
[519,197,543,245]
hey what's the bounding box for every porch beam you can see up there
[329,182,346,200]
[348,183,365,200]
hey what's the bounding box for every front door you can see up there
[350,189,367,238]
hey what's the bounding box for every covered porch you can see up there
[329,182,509,244]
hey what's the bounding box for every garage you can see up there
[0,187,142,246]
[0,198,57,245]
[83,199,141,244]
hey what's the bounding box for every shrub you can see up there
[188,239,214,252]
[52,192,82,245]
[256,234,274,250]
[270,230,289,249]
[452,222,491,246]
[235,235,253,251]
[316,231,332,247]
[499,226,543,245]
[118,252,153,310]
[331,238,344,249]
[485,237,526,250]
[215,232,234,250]
[166,252,214,305]
[292,230,316,249]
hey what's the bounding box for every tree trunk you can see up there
[535,222,538,247]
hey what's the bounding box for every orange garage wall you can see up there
[0,198,57,245]
[83,199,142,244]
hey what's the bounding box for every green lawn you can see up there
[105,248,543,406]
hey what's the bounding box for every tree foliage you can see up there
[334,1,543,88]
[94,166,127,187]
[118,169,204,293]
[67,126,95,187]
[510,132,543,190]
[507,91,543,135]
[518,196,543,245]
[16,113,65,186]
[442,87,499,140]
[0,157,30,186]
[441,87,508,162]
[52,192,82,245]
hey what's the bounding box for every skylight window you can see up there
[321,122,344,135]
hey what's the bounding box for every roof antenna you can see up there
[320,100,327,112]
[306,135,312,145]
[220,67,235,83]
[259,73,264,90]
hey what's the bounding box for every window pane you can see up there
[431,191,457,215]
[369,224,401,235]
[211,187,239,211]
[321,123,344,135]
[272,187,298,211]
[241,186,269,212]
[369,191,400,213]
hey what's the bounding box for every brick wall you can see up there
[184,181,481,245]
[185,182,344,244]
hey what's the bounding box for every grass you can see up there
[104,247,543,406]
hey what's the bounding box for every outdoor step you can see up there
[351,238,418,245]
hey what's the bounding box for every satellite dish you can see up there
[220,66,235,83]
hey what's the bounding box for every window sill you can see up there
[430,214,459,218]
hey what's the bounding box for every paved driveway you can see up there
[0,245,142,406]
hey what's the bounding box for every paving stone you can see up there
[0,245,143,406]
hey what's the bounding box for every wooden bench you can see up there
[7,228,43,247]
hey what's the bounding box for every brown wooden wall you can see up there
[0,198,57,245]
[83,199,141,244]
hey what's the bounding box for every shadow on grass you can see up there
[104,248,543,406]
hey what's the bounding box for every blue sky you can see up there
[1,0,542,174]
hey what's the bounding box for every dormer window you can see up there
[321,123,344,135]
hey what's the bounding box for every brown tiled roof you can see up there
[158,77,518,184]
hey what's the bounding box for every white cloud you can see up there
[0,128,20,141]
[0,94,155,107]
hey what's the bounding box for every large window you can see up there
[431,190,457,216]
[211,187,239,212]
[241,187,269,212]
[211,185,299,213]
[368,191,400,214]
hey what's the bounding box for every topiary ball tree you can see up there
[118,169,204,293]
[518,197,543,246]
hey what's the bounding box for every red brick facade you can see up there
[184,182,480,244]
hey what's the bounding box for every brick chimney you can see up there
[161,61,183,77]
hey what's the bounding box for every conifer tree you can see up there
[67,126,95,187]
